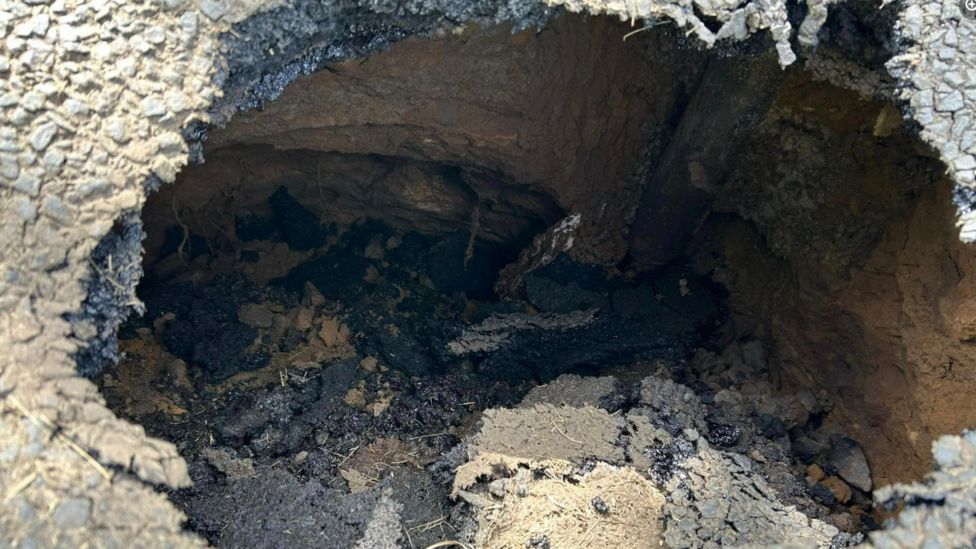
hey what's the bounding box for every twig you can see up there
[6,396,111,481]
[171,193,191,266]
[423,542,473,549]
[403,523,415,549]
[549,417,583,445]
[408,431,449,441]
[622,21,667,41]
[4,471,38,502]
[88,258,127,293]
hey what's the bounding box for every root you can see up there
[464,190,482,270]
[171,193,191,266]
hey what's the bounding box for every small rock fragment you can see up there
[29,122,57,151]
[820,476,852,504]
[827,435,872,492]
[238,303,274,328]
[51,498,91,529]
[806,463,825,483]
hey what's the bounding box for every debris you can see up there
[828,435,872,492]
[238,303,274,328]
[200,447,256,479]
[821,476,853,504]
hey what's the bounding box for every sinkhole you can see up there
[85,11,973,548]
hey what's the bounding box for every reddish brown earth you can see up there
[161,15,705,265]
[701,71,975,486]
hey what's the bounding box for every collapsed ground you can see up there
[83,9,972,548]
[99,183,875,546]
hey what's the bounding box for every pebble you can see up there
[820,475,853,504]
[103,118,127,143]
[29,121,56,150]
[806,463,825,482]
[360,356,378,373]
[238,303,274,328]
[830,512,858,533]
[140,96,166,117]
[199,0,228,20]
[40,195,70,224]
[936,90,965,113]
[145,25,166,45]
[21,91,44,111]
[51,498,91,528]
[42,149,64,170]
[13,196,37,222]
[62,98,90,117]
[12,171,40,196]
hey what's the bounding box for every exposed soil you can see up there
[99,176,883,545]
[133,10,976,495]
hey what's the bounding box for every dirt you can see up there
[93,170,892,545]
[122,5,976,501]
[142,14,707,274]
[100,181,734,546]
[471,461,666,548]
[6,0,976,545]
[699,68,976,486]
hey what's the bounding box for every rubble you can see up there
[3,0,976,546]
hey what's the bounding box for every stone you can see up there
[145,26,166,45]
[103,118,126,143]
[140,96,166,117]
[13,196,37,222]
[820,476,852,504]
[827,435,872,492]
[29,122,56,150]
[11,172,40,196]
[238,303,274,328]
[21,91,45,111]
[42,149,64,170]
[936,90,965,112]
[51,498,91,529]
[806,463,825,483]
[40,195,70,224]
[360,356,378,373]
[808,483,836,506]
[62,98,90,117]
[199,0,228,20]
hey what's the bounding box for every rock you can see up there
[820,476,852,504]
[827,435,872,492]
[806,463,825,483]
[199,0,228,20]
[755,413,787,438]
[830,512,858,533]
[238,303,274,328]
[141,95,166,117]
[792,435,828,463]
[303,281,326,307]
[592,496,610,515]
[201,447,256,479]
[359,356,378,373]
[29,122,56,151]
[51,498,91,529]
[808,483,836,507]
[318,317,350,347]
